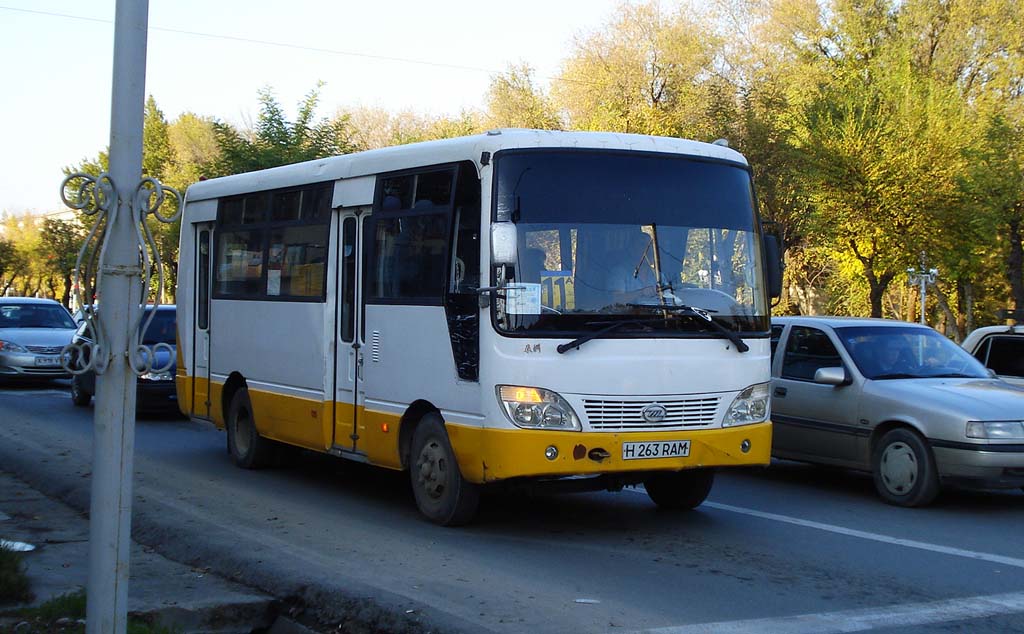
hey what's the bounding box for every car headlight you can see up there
[966,421,1024,440]
[140,370,174,382]
[0,340,28,353]
[723,382,770,427]
[497,385,581,431]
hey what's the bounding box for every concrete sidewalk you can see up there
[0,470,274,633]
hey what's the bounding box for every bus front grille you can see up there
[583,397,720,430]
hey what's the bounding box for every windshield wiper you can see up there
[871,373,919,380]
[556,319,657,354]
[627,303,750,353]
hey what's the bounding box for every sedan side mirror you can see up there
[814,366,849,386]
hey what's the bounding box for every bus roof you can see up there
[184,129,748,203]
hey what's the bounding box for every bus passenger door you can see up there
[192,224,213,419]
[332,212,364,449]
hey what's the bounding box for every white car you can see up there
[0,298,77,380]
[961,325,1024,387]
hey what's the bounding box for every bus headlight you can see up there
[723,383,770,427]
[497,386,581,431]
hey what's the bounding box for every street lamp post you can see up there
[907,252,938,326]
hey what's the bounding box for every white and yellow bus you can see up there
[175,129,782,525]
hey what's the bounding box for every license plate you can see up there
[34,356,61,367]
[622,440,690,460]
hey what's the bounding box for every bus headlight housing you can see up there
[723,383,770,427]
[497,385,581,431]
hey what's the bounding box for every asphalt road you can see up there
[1,380,1023,633]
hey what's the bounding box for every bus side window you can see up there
[450,163,481,293]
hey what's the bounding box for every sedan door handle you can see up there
[774,387,787,398]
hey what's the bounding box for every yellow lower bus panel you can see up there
[446,421,772,484]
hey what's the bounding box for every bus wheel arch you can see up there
[398,400,441,470]
[221,372,248,428]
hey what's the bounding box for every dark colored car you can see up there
[70,305,178,413]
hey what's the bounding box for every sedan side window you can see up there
[985,336,1024,379]
[781,326,842,381]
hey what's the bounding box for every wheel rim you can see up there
[415,438,448,500]
[232,407,252,456]
[71,381,81,399]
[880,441,918,495]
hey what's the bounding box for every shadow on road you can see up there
[729,459,1023,512]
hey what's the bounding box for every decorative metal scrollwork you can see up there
[59,172,183,378]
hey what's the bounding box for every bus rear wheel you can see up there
[227,388,274,469]
[644,469,715,510]
[409,414,479,526]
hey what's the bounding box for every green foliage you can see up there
[0,544,33,605]
[213,83,355,175]
[1,589,180,634]
[484,64,561,130]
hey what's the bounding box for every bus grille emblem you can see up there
[641,403,667,423]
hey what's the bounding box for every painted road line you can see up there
[702,501,1024,570]
[630,590,1024,634]
[624,489,1024,569]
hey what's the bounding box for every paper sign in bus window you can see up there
[506,283,542,314]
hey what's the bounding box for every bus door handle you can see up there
[773,386,787,398]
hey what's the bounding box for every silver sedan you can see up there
[770,316,1024,506]
[0,298,78,379]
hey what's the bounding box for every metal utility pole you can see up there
[87,1,148,632]
[907,252,938,326]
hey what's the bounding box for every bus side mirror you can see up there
[491,223,518,266]
[763,235,783,300]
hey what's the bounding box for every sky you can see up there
[0,0,625,214]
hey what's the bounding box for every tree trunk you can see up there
[1008,216,1024,312]
[933,285,961,340]
[62,272,72,308]
[964,281,975,334]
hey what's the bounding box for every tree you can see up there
[37,217,87,307]
[552,1,720,138]
[483,64,561,130]
[214,84,356,175]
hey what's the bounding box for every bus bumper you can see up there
[446,421,772,484]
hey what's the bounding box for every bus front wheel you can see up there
[644,468,714,510]
[409,414,479,526]
[227,388,274,469]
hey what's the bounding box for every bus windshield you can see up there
[493,150,769,336]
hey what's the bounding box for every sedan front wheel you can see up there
[872,428,940,507]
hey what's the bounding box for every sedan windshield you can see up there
[493,150,769,337]
[835,326,989,380]
[0,304,75,329]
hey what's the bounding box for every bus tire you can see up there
[227,388,274,469]
[409,414,479,526]
[644,468,714,510]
